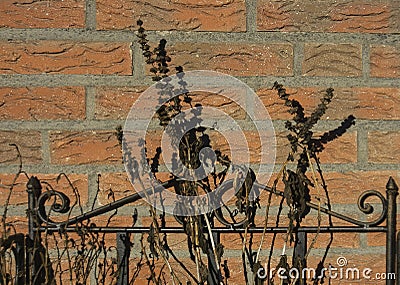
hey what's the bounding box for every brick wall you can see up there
[0,0,399,284]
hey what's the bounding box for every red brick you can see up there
[0,131,41,164]
[121,88,249,121]
[318,131,357,164]
[303,43,362,77]
[95,87,145,120]
[274,131,357,164]
[95,88,249,122]
[258,87,400,121]
[98,172,172,207]
[320,171,398,205]
[221,232,286,250]
[309,233,360,249]
[355,88,400,120]
[90,215,137,228]
[0,87,85,120]
[0,0,85,28]
[208,129,275,164]
[257,0,400,33]
[167,42,293,76]
[0,41,132,75]
[49,258,80,285]
[50,131,121,165]
[130,257,198,284]
[258,87,353,121]
[370,45,400,78]
[0,173,88,206]
[368,214,400,246]
[97,172,148,206]
[259,170,400,210]
[367,232,386,247]
[142,215,181,228]
[126,126,271,168]
[188,91,247,120]
[97,0,246,32]
[330,2,399,33]
[368,131,400,163]
[0,216,28,234]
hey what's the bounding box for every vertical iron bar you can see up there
[397,232,400,285]
[117,232,130,285]
[26,176,42,285]
[293,231,307,285]
[27,177,41,240]
[386,177,398,285]
[208,231,221,284]
[5,234,25,285]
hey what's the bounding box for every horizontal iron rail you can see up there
[44,180,384,228]
[54,180,174,227]
[36,226,387,234]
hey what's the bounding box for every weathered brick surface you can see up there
[368,131,400,163]
[208,129,271,164]
[303,43,362,77]
[258,87,400,120]
[0,41,132,75]
[321,171,398,204]
[0,0,85,28]
[95,88,247,120]
[274,131,357,164]
[97,172,150,206]
[1,216,28,234]
[95,87,145,120]
[129,257,198,284]
[354,87,400,120]
[221,232,286,250]
[97,0,246,32]
[50,131,121,165]
[167,42,293,76]
[188,91,247,120]
[368,215,400,246]
[0,87,85,120]
[310,233,360,249]
[0,0,398,279]
[260,170,398,207]
[370,45,400,78]
[205,128,357,165]
[0,131,41,164]
[0,173,88,206]
[142,215,182,228]
[257,0,400,33]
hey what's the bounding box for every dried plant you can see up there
[0,21,357,285]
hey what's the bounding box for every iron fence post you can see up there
[386,177,398,285]
[117,232,131,285]
[13,234,26,285]
[26,176,42,284]
[293,231,307,285]
[397,232,400,285]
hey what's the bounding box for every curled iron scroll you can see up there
[357,190,387,227]
[213,179,261,228]
[37,190,71,226]
[172,178,257,228]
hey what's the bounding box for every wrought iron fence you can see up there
[3,175,399,285]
